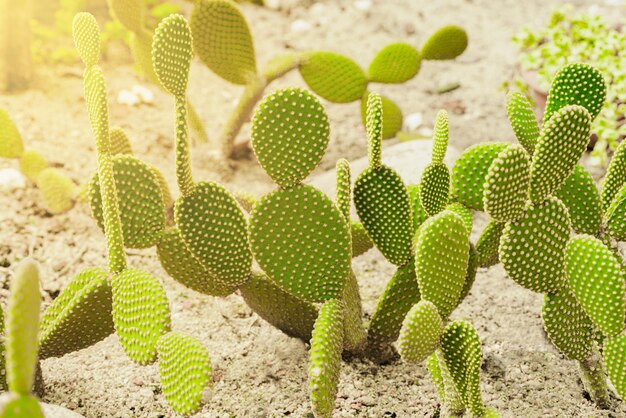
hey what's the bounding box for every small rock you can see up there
[0,168,26,189]
[354,0,372,11]
[132,377,144,386]
[291,19,312,33]
[404,112,423,131]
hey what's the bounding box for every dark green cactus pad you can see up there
[72,12,101,67]
[499,197,570,293]
[555,164,602,236]
[544,63,606,124]
[0,109,24,159]
[0,394,43,418]
[109,126,133,155]
[421,25,468,60]
[19,149,48,183]
[446,202,473,235]
[367,42,421,84]
[367,261,420,347]
[157,332,212,416]
[299,51,368,103]
[156,228,238,297]
[419,163,450,216]
[249,184,351,302]
[458,243,478,304]
[483,144,530,222]
[350,220,374,257]
[175,181,252,287]
[476,219,504,268]
[506,92,540,155]
[251,87,330,188]
[152,14,193,98]
[111,268,171,365]
[407,184,430,231]
[108,0,145,34]
[190,0,257,85]
[565,235,626,337]
[601,139,626,211]
[432,110,449,164]
[39,267,114,359]
[36,168,76,215]
[89,155,165,249]
[240,272,318,341]
[451,142,509,211]
[604,183,626,240]
[604,333,626,398]
[309,299,344,418]
[542,288,594,362]
[440,321,485,417]
[354,166,413,266]
[398,300,442,363]
[360,92,403,139]
[415,210,469,318]
[529,105,591,203]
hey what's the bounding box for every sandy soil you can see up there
[2,0,626,417]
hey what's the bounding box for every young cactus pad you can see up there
[299,51,368,103]
[431,110,449,164]
[367,42,421,84]
[555,164,602,236]
[506,92,540,155]
[360,92,404,140]
[398,300,443,363]
[475,220,505,268]
[19,150,48,183]
[419,163,450,216]
[604,183,626,240]
[152,13,193,98]
[36,168,76,215]
[0,108,24,159]
[604,333,626,398]
[601,138,626,211]
[420,25,468,60]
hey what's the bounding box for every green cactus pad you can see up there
[39,267,114,359]
[152,14,193,98]
[354,166,413,265]
[421,25,468,60]
[240,272,318,341]
[360,92,403,140]
[309,299,344,418]
[157,332,212,416]
[251,87,330,188]
[565,235,626,337]
[19,150,48,183]
[544,63,606,124]
[604,333,626,398]
[89,155,165,249]
[190,0,257,85]
[335,158,351,221]
[415,210,470,318]
[249,184,351,302]
[445,202,473,234]
[36,168,76,215]
[499,197,570,293]
[529,105,591,203]
[367,261,421,347]
[0,109,24,159]
[350,220,374,257]
[109,126,133,155]
[111,268,171,365]
[367,42,421,84]
[476,219,504,268]
[157,228,238,297]
[407,184,430,231]
[6,259,40,395]
[483,144,530,222]
[427,353,446,403]
[72,12,101,67]
[458,243,478,305]
[419,163,450,216]
[440,321,485,417]
[604,183,626,240]
[150,166,173,211]
[506,92,540,155]
[108,0,145,34]
[299,51,368,103]
[398,300,442,363]
[0,394,43,418]
[555,164,602,236]
[601,139,626,211]
[451,142,509,211]
[365,93,383,168]
[432,110,449,164]
[542,288,594,362]
[175,181,252,287]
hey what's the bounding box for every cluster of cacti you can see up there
[0,110,76,214]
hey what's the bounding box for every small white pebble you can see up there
[0,168,26,189]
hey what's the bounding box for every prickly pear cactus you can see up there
[603,183,626,240]
[367,42,421,84]
[398,300,442,363]
[19,150,48,183]
[360,92,404,140]
[109,126,133,155]
[300,51,368,103]
[421,25,468,60]
[431,110,449,164]
[419,163,450,216]
[0,108,24,159]
[601,138,626,211]
[475,219,504,268]
[604,333,626,398]
[506,92,540,155]
[555,164,602,236]
[36,168,76,215]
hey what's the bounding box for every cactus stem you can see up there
[175,96,195,197]
[578,348,611,409]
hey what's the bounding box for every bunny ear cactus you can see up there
[300,51,368,103]
[601,139,626,211]
[19,150,48,183]
[506,92,540,155]
[555,164,602,236]
[0,108,24,159]
[109,126,133,155]
[36,168,77,214]
[360,92,404,140]
[475,220,504,268]
[398,300,442,363]
[367,42,421,84]
[421,25,468,61]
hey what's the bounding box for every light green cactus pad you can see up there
[601,139,626,211]
[458,243,478,304]
[544,63,606,124]
[555,164,602,236]
[440,321,485,417]
[476,219,504,268]
[350,220,374,257]
[108,0,145,34]
[152,14,193,98]
[250,184,351,302]
[156,228,238,297]
[360,92,403,139]
[354,165,413,266]
[109,126,133,155]
[483,144,530,222]
[506,92,540,155]
[499,197,570,293]
[309,299,344,418]
[542,288,594,362]
[240,272,318,341]
[604,183,626,240]
[565,235,626,337]
[157,332,212,416]
[150,165,173,211]
[604,333,626,398]
[0,109,24,159]
[367,42,421,84]
[407,184,429,231]
[451,142,509,211]
[427,353,445,401]
[398,300,442,363]
[36,168,76,215]
[365,93,383,168]
[432,110,449,164]
[251,87,330,188]
[419,163,450,216]
[300,51,368,103]
[335,158,351,221]
[415,210,469,318]
[0,393,43,418]
[367,261,420,347]
[83,65,109,151]
[111,268,171,365]
[72,12,101,67]
[529,105,591,203]
[421,25,468,60]
[175,181,252,287]
[190,0,257,85]
[19,150,48,183]
[445,202,473,235]
[39,267,114,359]
[89,155,165,249]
